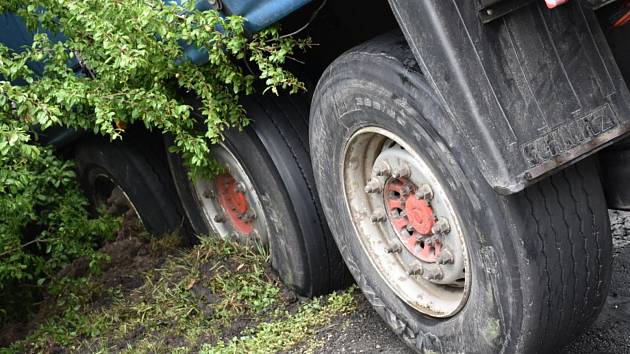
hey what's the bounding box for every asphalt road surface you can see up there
[307,210,630,354]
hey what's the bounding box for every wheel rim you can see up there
[93,174,142,222]
[192,144,269,245]
[342,127,470,317]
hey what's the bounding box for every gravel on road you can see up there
[303,210,630,354]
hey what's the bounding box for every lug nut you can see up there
[431,217,450,235]
[415,184,433,201]
[213,214,225,223]
[391,165,411,179]
[243,209,256,222]
[385,242,403,254]
[370,210,387,223]
[425,235,442,247]
[234,182,246,194]
[437,248,455,265]
[375,163,392,177]
[417,236,428,245]
[400,185,412,197]
[364,178,383,194]
[408,262,424,276]
[424,267,444,281]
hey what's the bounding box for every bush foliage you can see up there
[0,0,307,293]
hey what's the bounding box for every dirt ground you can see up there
[3,211,629,353]
[299,210,630,354]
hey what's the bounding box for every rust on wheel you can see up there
[382,177,445,263]
[343,127,470,317]
[215,173,256,235]
[192,144,269,245]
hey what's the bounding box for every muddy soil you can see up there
[306,210,630,354]
[0,211,172,348]
[3,211,629,353]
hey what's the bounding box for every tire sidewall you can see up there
[225,129,318,294]
[310,54,522,352]
[170,127,318,295]
[75,139,182,236]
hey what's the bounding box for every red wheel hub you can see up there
[385,178,441,262]
[215,174,253,234]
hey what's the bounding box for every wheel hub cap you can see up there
[192,144,269,245]
[215,173,254,235]
[385,178,443,262]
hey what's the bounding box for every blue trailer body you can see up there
[182,0,313,64]
[222,0,312,32]
[1,0,312,64]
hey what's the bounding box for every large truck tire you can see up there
[166,93,350,297]
[74,133,187,238]
[309,33,612,353]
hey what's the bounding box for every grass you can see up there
[201,290,356,354]
[2,234,356,354]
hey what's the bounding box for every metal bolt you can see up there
[400,185,412,197]
[203,189,214,199]
[385,242,403,254]
[406,225,415,233]
[375,163,391,177]
[408,262,424,276]
[424,267,444,281]
[391,165,411,179]
[234,182,246,193]
[431,217,450,235]
[437,247,455,265]
[243,209,256,222]
[486,8,494,16]
[213,214,225,223]
[370,210,387,223]
[364,178,383,194]
[415,184,433,201]
[425,235,442,247]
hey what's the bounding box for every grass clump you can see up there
[3,234,356,354]
[202,288,357,354]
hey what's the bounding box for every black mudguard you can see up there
[388,0,630,194]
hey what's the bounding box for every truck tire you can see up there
[166,93,349,297]
[309,32,612,353]
[75,134,186,238]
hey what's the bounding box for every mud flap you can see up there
[388,0,630,193]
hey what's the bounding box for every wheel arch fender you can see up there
[387,0,630,194]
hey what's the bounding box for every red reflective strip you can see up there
[614,11,630,27]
